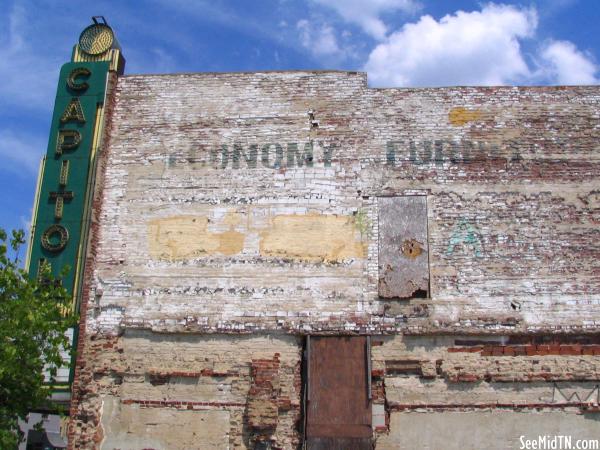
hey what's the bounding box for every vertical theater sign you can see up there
[25,16,124,401]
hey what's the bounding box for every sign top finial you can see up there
[78,17,116,56]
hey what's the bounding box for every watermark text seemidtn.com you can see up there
[520,435,599,450]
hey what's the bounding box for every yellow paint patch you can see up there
[259,214,366,262]
[148,216,244,260]
[448,107,483,126]
[222,211,243,227]
[217,230,245,255]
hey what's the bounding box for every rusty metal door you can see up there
[305,336,372,450]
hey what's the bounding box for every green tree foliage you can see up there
[0,229,77,448]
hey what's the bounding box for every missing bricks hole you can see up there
[308,110,319,128]
[380,288,428,302]
[510,300,522,311]
[148,374,169,386]
[411,289,428,299]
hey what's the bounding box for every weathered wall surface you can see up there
[88,71,600,335]
[71,331,600,449]
[100,403,230,450]
[71,332,302,449]
[371,335,600,448]
[377,411,600,450]
[70,71,600,448]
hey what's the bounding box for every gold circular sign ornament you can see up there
[79,24,114,56]
[41,225,69,252]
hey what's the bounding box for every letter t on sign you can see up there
[49,191,74,220]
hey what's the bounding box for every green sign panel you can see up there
[29,61,110,301]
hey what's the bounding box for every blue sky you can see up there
[1,0,599,260]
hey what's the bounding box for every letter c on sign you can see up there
[41,225,69,252]
[67,67,91,92]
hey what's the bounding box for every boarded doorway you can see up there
[305,336,372,450]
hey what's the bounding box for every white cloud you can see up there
[365,4,538,87]
[297,19,342,57]
[312,0,420,40]
[20,214,31,231]
[0,129,45,176]
[149,47,177,74]
[0,2,64,111]
[7,1,25,51]
[539,40,598,85]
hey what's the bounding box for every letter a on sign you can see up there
[60,98,86,124]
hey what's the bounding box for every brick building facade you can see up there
[30,20,600,450]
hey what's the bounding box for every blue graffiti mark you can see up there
[446,218,483,257]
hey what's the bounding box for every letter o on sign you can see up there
[41,225,69,252]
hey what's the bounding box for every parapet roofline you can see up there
[121,69,365,77]
[118,70,600,90]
